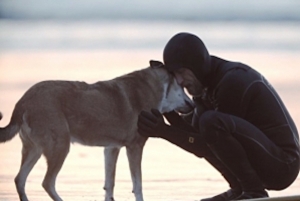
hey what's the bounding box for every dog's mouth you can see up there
[175,100,195,114]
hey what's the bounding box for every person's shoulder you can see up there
[217,64,259,95]
[211,56,261,88]
[211,56,250,74]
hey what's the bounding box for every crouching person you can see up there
[138,32,300,201]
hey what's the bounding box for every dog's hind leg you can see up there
[104,147,120,201]
[126,144,145,201]
[15,131,42,201]
[41,131,70,201]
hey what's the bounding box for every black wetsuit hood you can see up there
[163,32,212,86]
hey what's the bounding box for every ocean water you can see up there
[1,1,300,200]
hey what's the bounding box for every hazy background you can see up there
[1,0,300,51]
[0,1,300,200]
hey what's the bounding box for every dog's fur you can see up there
[0,63,194,201]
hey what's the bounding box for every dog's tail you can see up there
[0,110,21,142]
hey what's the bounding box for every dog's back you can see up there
[0,67,170,146]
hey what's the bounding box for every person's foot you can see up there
[234,190,268,200]
[201,188,242,201]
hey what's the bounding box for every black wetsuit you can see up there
[208,56,299,155]
[199,56,300,189]
[190,56,300,190]
[141,56,300,191]
[138,32,300,197]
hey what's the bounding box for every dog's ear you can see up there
[150,60,164,68]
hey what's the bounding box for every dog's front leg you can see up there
[104,147,120,201]
[126,144,145,201]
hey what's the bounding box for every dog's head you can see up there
[150,60,195,114]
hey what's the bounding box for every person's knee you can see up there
[199,111,219,143]
[199,110,229,144]
[199,111,218,129]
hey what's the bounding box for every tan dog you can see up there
[0,61,194,201]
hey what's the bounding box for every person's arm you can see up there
[213,69,249,117]
[137,109,209,157]
[164,93,211,132]
[138,109,199,138]
[163,111,196,132]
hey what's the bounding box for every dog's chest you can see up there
[70,135,125,147]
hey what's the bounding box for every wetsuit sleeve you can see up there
[214,68,249,117]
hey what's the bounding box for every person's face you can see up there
[173,68,203,96]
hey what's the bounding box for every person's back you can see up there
[206,56,299,159]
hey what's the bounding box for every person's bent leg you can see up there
[199,110,299,200]
[201,155,242,201]
[199,111,268,199]
[154,115,244,201]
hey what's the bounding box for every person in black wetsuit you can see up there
[137,32,300,201]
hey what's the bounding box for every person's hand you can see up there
[164,110,197,132]
[137,109,167,138]
[164,110,184,126]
